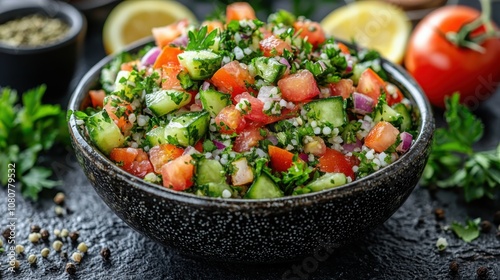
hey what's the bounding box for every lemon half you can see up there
[321,1,411,64]
[103,0,197,54]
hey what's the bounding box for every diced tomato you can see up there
[214,105,247,134]
[161,64,183,90]
[357,68,387,103]
[385,82,404,106]
[153,46,183,68]
[161,154,194,191]
[194,140,204,153]
[337,43,351,55]
[259,35,292,57]
[317,148,355,180]
[329,79,354,99]
[148,144,185,173]
[364,121,400,153]
[234,92,299,125]
[278,70,320,102]
[202,20,224,33]
[120,60,140,71]
[226,2,256,22]
[293,20,326,48]
[268,145,299,173]
[233,127,264,152]
[89,89,105,108]
[110,148,154,178]
[103,95,134,135]
[211,61,255,100]
[152,19,190,49]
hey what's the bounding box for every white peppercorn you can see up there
[61,229,69,238]
[72,252,82,263]
[54,229,61,237]
[41,248,50,258]
[10,259,20,269]
[28,254,37,265]
[77,242,88,253]
[29,232,40,243]
[54,206,64,216]
[15,244,24,254]
[53,240,63,252]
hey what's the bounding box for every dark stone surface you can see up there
[1,0,500,279]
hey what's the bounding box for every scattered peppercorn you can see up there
[54,206,64,216]
[60,250,68,260]
[40,229,50,241]
[493,210,500,225]
[28,254,37,265]
[54,192,65,205]
[434,208,445,220]
[41,248,50,258]
[15,244,25,254]
[61,229,69,238]
[480,220,492,233]
[29,232,40,243]
[72,252,83,263]
[449,261,459,274]
[3,228,11,240]
[10,259,20,270]
[31,224,41,233]
[477,266,488,279]
[65,262,76,275]
[77,242,88,253]
[52,240,63,252]
[100,247,111,260]
[54,229,61,238]
[69,231,79,243]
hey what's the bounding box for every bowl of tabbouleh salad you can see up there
[68,2,434,262]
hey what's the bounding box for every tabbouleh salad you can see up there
[74,2,417,199]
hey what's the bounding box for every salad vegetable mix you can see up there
[74,3,418,199]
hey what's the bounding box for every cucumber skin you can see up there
[199,89,231,116]
[145,90,191,117]
[245,173,284,199]
[293,173,347,195]
[304,96,346,127]
[164,111,210,147]
[178,50,222,80]
[87,110,125,155]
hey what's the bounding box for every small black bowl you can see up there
[68,39,434,263]
[0,0,86,101]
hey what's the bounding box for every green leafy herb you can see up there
[202,139,216,152]
[186,26,218,51]
[281,160,314,195]
[421,93,500,202]
[451,218,481,242]
[0,86,67,200]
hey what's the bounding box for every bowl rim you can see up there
[0,0,86,53]
[68,37,435,208]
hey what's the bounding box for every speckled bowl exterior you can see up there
[68,39,434,263]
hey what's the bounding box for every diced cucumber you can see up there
[145,90,192,117]
[146,126,167,147]
[253,57,286,83]
[178,50,222,80]
[293,173,347,195]
[392,103,412,132]
[303,96,345,127]
[195,158,226,186]
[164,111,210,147]
[373,103,401,124]
[199,89,231,116]
[197,182,234,198]
[86,110,125,155]
[245,173,284,199]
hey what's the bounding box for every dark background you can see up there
[2,0,500,279]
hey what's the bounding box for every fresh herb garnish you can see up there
[451,218,481,242]
[186,26,218,51]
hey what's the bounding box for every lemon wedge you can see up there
[103,0,197,54]
[321,1,411,64]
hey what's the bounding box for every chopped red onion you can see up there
[299,153,308,162]
[140,47,160,66]
[213,140,226,150]
[279,57,291,70]
[345,59,353,73]
[396,132,413,153]
[353,92,374,115]
[266,135,278,146]
[318,61,327,71]
[343,138,362,152]
[257,86,280,101]
[201,81,211,91]
[171,35,188,47]
[183,146,199,155]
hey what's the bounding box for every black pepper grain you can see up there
[480,220,492,233]
[65,262,76,275]
[2,228,11,240]
[100,247,111,260]
[60,250,68,260]
[493,210,500,225]
[434,208,445,220]
[477,266,488,279]
[40,229,50,241]
[449,261,459,274]
[30,225,41,233]
[69,231,79,243]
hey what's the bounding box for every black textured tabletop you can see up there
[2,0,500,279]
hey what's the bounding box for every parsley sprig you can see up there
[0,86,68,200]
[421,93,500,202]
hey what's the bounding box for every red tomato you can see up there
[89,89,105,108]
[214,105,247,134]
[110,148,153,178]
[226,2,256,22]
[337,42,351,55]
[405,5,500,108]
[268,145,297,173]
[364,121,400,153]
[234,92,299,125]
[152,19,189,49]
[329,79,354,99]
[194,140,204,153]
[385,82,404,106]
[356,68,386,103]
[211,61,255,100]
[103,96,134,135]
[161,64,183,90]
[161,154,194,191]
[259,35,292,57]
[233,127,264,153]
[120,60,139,71]
[278,70,320,102]
[293,20,326,48]
[148,144,185,173]
[317,148,355,180]
[202,20,224,33]
[153,46,183,68]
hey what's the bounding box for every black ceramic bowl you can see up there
[0,0,86,101]
[68,39,434,263]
